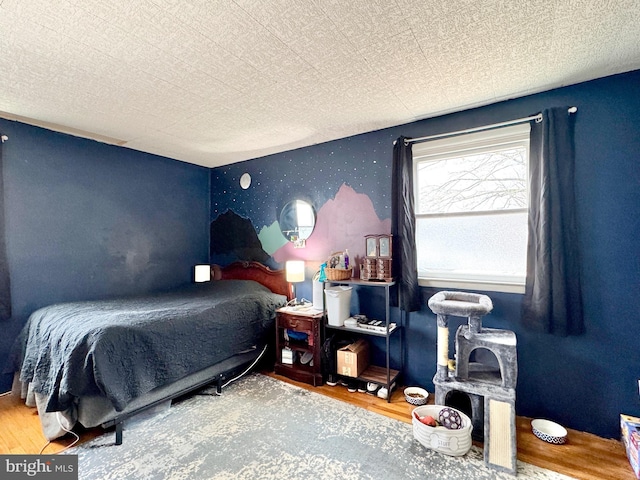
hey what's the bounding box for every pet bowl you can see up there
[531,419,567,444]
[404,387,429,406]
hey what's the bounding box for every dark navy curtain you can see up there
[391,136,420,312]
[0,135,10,321]
[522,107,583,335]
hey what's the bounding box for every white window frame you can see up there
[413,123,530,294]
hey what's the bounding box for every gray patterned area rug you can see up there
[66,373,574,479]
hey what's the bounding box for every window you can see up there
[413,123,530,293]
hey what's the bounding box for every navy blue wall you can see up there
[0,119,210,391]
[210,70,640,438]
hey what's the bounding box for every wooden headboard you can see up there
[216,261,293,301]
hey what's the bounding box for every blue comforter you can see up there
[11,280,286,413]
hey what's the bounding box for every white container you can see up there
[312,279,324,311]
[412,405,472,456]
[325,285,352,326]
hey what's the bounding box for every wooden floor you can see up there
[0,375,634,480]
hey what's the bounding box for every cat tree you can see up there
[428,291,518,475]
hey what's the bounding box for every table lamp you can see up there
[194,264,211,283]
[285,260,305,304]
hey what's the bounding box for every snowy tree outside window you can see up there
[413,123,530,293]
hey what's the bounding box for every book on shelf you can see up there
[357,322,397,333]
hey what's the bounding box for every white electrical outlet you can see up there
[637,379,640,397]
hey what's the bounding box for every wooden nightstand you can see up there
[274,307,324,386]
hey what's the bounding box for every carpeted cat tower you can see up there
[428,291,518,475]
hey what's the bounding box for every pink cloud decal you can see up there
[273,183,391,269]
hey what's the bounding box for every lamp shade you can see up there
[285,260,305,283]
[194,264,211,282]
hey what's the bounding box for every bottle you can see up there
[312,270,324,311]
[344,249,349,269]
[318,263,327,282]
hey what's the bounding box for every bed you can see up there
[8,261,291,444]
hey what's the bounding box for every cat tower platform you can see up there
[428,290,518,475]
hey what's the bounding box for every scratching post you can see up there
[436,313,450,382]
[428,291,518,475]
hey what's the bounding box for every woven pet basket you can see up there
[325,267,352,281]
[412,405,472,456]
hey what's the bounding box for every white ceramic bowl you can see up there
[531,419,568,444]
[404,387,429,406]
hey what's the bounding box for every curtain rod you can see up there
[403,106,577,146]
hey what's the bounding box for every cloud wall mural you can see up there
[258,221,288,255]
[209,132,397,269]
[210,183,390,271]
[210,210,272,267]
[272,184,390,265]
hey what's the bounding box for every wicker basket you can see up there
[325,251,353,280]
[412,405,472,456]
[325,267,353,281]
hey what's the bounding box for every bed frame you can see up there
[97,261,291,445]
[105,348,265,445]
[217,261,293,300]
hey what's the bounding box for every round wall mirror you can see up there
[279,200,316,245]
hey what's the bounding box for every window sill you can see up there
[418,278,525,294]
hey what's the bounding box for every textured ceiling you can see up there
[1,0,639,168]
